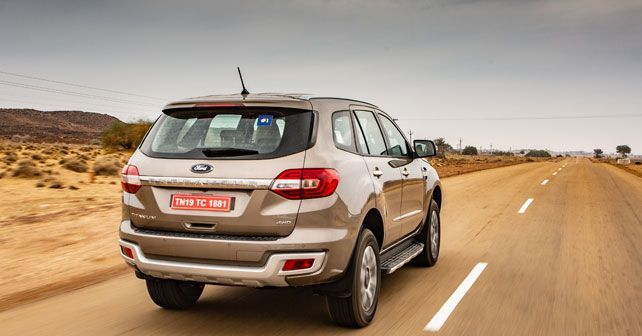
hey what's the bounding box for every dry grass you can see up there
[0,140,128,311]
[429,154,557,178]
[93,156,121,176]
[595,158,642,178]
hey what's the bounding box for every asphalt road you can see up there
[2,158,641,335]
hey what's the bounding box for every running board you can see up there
[380,240,424,274]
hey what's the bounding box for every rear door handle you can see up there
[402,169,410,177]
[373,168,384,177]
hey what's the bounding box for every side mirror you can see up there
[414,140,437,158]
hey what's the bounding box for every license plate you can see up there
[170,194,233,212]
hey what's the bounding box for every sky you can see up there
[1,0,641,154]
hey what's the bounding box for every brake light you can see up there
[282,258,315,271]
[121,165,142,193]
[271,168,339,200]
[194,103,244,108]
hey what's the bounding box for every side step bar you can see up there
[380,240,424,274]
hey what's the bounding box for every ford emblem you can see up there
[191,164,213,174]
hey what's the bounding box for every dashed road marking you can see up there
[518,198,534,214]
[553,172,558,176]
[558,168,562,171]
[541,179,549,185]
[424,262,488,332]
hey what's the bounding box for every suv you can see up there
[119,93,442,327]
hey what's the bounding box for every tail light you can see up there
[282,258,315,271]
[271,168,339,200]
[120,246,135,259]
[121,165,141,193]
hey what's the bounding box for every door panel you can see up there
[400,159,425,234]
[353,109,404,245]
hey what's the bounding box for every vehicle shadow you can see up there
[142,272,419,335]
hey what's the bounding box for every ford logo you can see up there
[191,164,213,174]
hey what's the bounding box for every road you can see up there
[2,158,641,335]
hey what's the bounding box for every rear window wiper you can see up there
[201,148,259,157]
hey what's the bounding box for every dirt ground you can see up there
[429,154,555,177]
[0,141,128,311]
[0,142,556,311]
[591,157,642,178]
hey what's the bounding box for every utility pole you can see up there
[490,143,493,154]
[458,138,462,153]
[408,129,414,143]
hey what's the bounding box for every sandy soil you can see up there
[0,141,128,311]
[0,142,556,311]
[430,154,556,177]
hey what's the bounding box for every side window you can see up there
[354,110,388,156]
[332,111,356,152]
[379,115,409,157]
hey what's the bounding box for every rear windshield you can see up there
[140,107,314,159]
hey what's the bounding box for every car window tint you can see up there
[354,110,387,156]
[332,111,356,151]
[379,115,408,156]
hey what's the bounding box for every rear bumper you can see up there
[119,239,325,287]
[119,220,356,287]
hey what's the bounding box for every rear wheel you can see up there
[413,199,440,267]
[145,278,204,309]
[326,229,381,328]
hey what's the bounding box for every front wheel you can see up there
[413,199,440,267]
[326,229,381,328]
[145,278,204,310]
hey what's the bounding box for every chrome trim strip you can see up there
[139,176,273,189]
[393,209,422,222]
[119,240,325,287]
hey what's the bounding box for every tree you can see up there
[616,145,631,158]
[102,120,152,150]
[462,146,478,155]
[593,148,603,158]
[525,150,551,158]
[433,138,454,152]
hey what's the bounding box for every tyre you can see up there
[145,278,204,309]
[413,199,440,267]
[326,229,381,328]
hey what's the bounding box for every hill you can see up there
[0,108,121,143]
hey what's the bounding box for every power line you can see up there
[0,79,162,108]
[0,70,167,101]
[398,114,642,121]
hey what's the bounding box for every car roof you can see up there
[164,93,379,110]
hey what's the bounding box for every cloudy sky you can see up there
[1,0,641,153]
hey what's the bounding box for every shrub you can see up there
[3,152,17,164]
[102,120,152,150]
[93,157,121,176]
[49,180,64,189]
[31,153,44,161]
[12,159,42,178]
[63,159,88,173]
[525,150,551,158]
[492,151,514,156]
[462,146,478,155]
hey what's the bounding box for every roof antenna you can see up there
[237,67,249,95]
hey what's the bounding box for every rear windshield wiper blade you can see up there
[201,148,259,157]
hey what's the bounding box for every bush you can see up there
[3,152,17,164]
[492,151,514,156]
[93,157,122,176]
[31,153,44,161]
[462,146,478,155]
[102,120,152,150]
[12,159,42,178]
[63,159,88,173]
[525,150,551,158]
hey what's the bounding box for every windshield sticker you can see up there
[257,115,273,126]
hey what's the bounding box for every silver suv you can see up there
[119,93,442,327]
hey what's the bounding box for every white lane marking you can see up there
[558,167,562,171]
[541,179,549,185]
[518,198,534,214]
[553,172,558,176]
[424,262,488,332]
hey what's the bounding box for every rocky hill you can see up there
[0,108,121,143]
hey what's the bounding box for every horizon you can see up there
[1,0,641,153]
